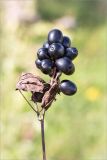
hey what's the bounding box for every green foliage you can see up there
[37,0,107,26]
[37,0,74,20]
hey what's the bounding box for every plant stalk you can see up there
[40,117,46,160]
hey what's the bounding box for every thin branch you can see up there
[19,90,38,114]
[40,117,47,160]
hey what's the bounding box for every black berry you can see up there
[55,57,75,75]
[37,48,49,60]
[41,59,53,74]
[48,29,63,44]
[59,80,77,95]
[48,43,64,59]
[66,47,78,60]
[62,36,71,48]
[43,41,50,49]
[35,59,42,69]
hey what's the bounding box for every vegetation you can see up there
[0,0,106,160]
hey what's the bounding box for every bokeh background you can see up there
[0,0,107,160]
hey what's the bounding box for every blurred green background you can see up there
[0,0,107,160]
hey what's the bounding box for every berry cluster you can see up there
[35,29,78,96]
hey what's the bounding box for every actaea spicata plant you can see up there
[16,29,78,160]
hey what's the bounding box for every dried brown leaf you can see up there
[16,73,49,93]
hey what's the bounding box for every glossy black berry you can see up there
[66,47,78,60]
[62,36,71,48]
[48,43,64,59]
[55,57,75,75]
[41,59,53,74]
[43,41,50,49]
[35,59,42,69]
[48,29,63,44]
[37,48,49,60]
[59,80,77,95]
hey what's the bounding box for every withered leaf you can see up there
[31,92,44,103]
[16,72,60,107]
[16,73,50,93]
[41,80,59,110]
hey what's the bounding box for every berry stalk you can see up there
[40,117,46,160]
